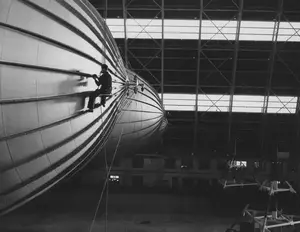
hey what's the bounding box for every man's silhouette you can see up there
[87,64,112,112]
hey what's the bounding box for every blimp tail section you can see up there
[0,0,128,215]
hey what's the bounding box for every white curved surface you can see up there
[0,0,166,215]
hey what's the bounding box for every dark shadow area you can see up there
[3,170,300,232]
[55,71,89,112]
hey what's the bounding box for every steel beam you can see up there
[296,96,300,137]
[127,56,269,62]
[122,0,128,67]
[277,55,300,85]
[95,6,282,14]
[228,0,243,152]
[265,24,287,114]
[126,46,299,53]
[122,0,162,84]
[295,96,300,162]
[128,50,161,83]
[151,84,299,90]
[133,68,272,73]
[161,0,165,104]
[126,11,161,47]
[103,0,108,66]
[201,53,231,85]
[202,12,233,45]
[104,0,108,20]
[261,0,283,155]
[193,0,203,155]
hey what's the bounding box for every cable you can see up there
[104,146,108,232]
[102,106,108,232]
[103,92,109,232]
[88,128,124,232]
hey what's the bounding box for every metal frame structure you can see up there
[260,0,283,157]
[259,180,296,195]
[219,179,258,189]
[96,0,300,157]
[193,0,203,155]
[243,206,300,232]
[228,0,243,154]
[120,0,163,86]
[160,0,165,106]
[122,0,128,67]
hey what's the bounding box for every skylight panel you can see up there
[198,94,229,112]
[127,32,162,39]
[164,19,199,27]
[162,93,196,100]
[163,99,195,106]
[165,33,199,40]
[267,96,297,114]
[160,94,297,114]
[164,105,195,111]
[106,19,300,42]
[232,95,264,113]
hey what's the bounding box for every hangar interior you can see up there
[3,0,300,232]
[95,0,300,159]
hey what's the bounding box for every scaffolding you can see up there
[94,0,300,157]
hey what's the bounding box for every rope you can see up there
[104,146,108,232]
[103,103,108,232]
[88,128,124,232]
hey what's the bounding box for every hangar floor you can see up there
[3,175,300,232]
[1,182,233,232]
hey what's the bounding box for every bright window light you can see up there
[164,19,199,27]
[159,93,195,100]
[161,94,298,114]
[198,94,230,112]
[278,22,300,42]
[164,100,195,106]
[109,175,120,182]
[126,18,162,26]
[267,96,297,114]
[161,93,196,111]
[232,95,264,113]
[106,19,300,42]
[110,175,119,179]
[164,105,195,111]
[235,161,247,167]
[228,160,247,167]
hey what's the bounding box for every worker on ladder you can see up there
[88,64,112,112]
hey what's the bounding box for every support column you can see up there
[122,0,128,67]
[102,0,108,65]
[228,0,243,151]
[296,95,300,149]
[104,0,108,20]
[261,0,283,157]
[161,0,165,104]
[193,0,203,155]
[124,1,162,85]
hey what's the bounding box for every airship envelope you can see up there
[0,0,166,215]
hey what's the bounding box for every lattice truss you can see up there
[92,0,300,152]
[93,0,300,114]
